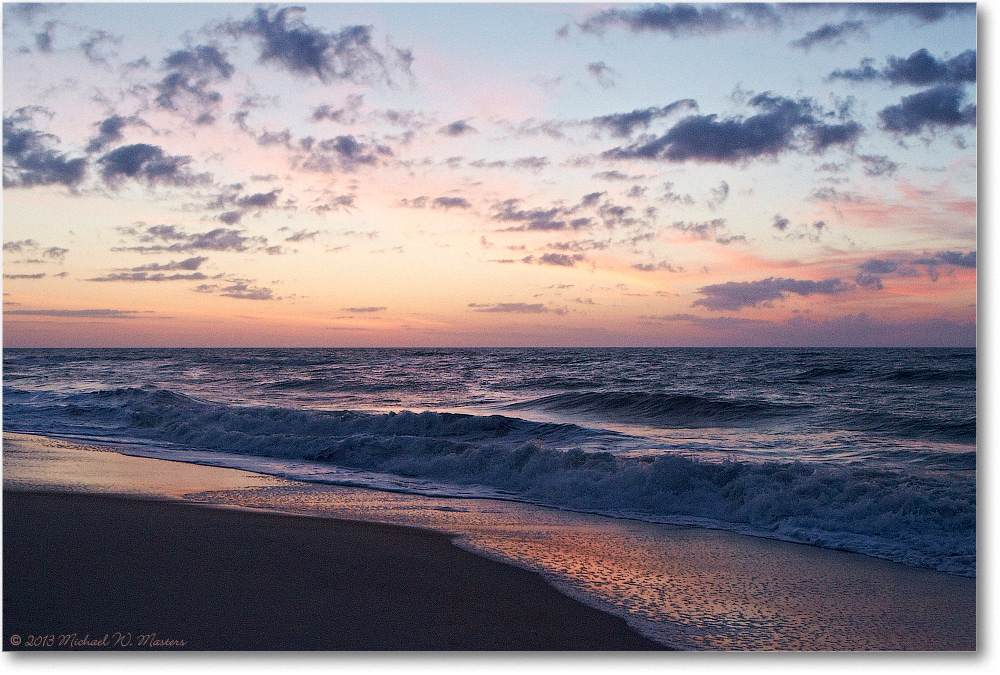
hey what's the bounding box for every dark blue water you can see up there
[2,347,976,575]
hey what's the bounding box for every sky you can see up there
[1,2,978,347]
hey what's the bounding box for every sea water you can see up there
[2,347,976,578]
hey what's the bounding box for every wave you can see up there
[2,385,975,576]
[854,412,976,445]
[792,366,855,381]
[883,367,976,384]
[263,377,402,394]
[505,391,809,428]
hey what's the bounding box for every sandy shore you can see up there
[2,489,663,651]
[2,433,978,651]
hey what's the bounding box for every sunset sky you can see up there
[2,2,977,347]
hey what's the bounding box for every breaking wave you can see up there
[2,384,976,576]
[506,391,807,428]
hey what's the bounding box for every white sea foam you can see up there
[4,384,973,576]
[3,346,976,578]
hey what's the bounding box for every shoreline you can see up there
[2,431,977,651]
[3,488,665,651]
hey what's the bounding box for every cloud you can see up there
[884,48,976,86]
[592,170,637,181]
[914,250,977,271]
[791,21,866,50]
[492,199,570,231]
[116,224,272,254]
[589,100,697,138]
[507,118,569,140]
[693,277,853,311]
[597,201,641,228]
[439,120,476,136]
[709,180,729,207]
[827,58,880,83]
[858,154,899,177]
[248,127,291,147]
[878,84,976,135]
[640,312,773,330]
[469,159,506,170]
[98,143,210,187]
[3,239,40,253]
[85,115,145,153]
[194,279,276,300]
[4,3,55,25]
[811,186,862,203]
[433,196,471,210]
[533,253,585,267]
[4,308,147,318]
[129,257,209,271]
[853,273,883,290]
[771,218,826,243]
[342,306,386,313]
[222,6,394,85]
[3,273,47,279]
[284,230,321,242]
[811,120,863,152]
[311,94,364,123]
[546,239,608,252]
[576,0,965,41]
[154,45,234,116]
[34,23,55,52]
[78,27,120,65]
[829,48,976,85]
[379,108,433,131]
[87,272,209,282]
[312,194,357,214]
[468,302,565,314]
[399,195,472,210]
[573,3,772,37]
[398,196,428,209]
[930,250,977,269]
[602,93,861,163]
[235,189,281,209]
[492,192,650,233]
[858,3,975,23]
[587,61,616,87]
[715,234,747,245]
[661,182,695,205]
[164,44,233,77]
[512,156,549,171]
[855,250,975,286]
[859,258,899,275]
[670,218,727,239]
[3,112,87,188]
[470,155,554,172]
[633,261,680,272]
[298,135,387,172]
[154,71,219,113]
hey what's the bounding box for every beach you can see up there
[1,432,977,651]
[3,489,661,651]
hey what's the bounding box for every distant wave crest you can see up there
[506,391,806,428]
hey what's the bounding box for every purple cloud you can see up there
[693,277,853,311]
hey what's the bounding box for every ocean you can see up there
[1,346,975,582]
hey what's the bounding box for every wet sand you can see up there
[3,490,663,651]
[2,432,977,651]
